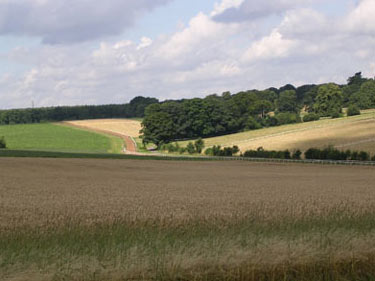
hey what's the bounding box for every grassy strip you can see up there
[2,213,375,280]
[1,149,375,167]
[0,149,210,161]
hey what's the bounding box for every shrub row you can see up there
[205,145,240,157]
[160,138,205,155]
[208,145,374,162]
[242,147,302,160]
[0,137,6,149]
[305,146,372,161]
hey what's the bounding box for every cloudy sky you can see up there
[0,0,374,109]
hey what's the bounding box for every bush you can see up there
[347,105,361,116]
[243,147,292,160]
[292,150,302,160]
[245,116,262,130]
[194,138,205,154]
[355,151,370,161]
[205,145,240,157]
[186,142,196,154]
[275,113,301,125]
[303,113,320,122]
[160,142,180,153]
[262,116,278,127]
[305,146,370,161]
[371,155,375,162]
[330,110,341,119]
[0,136,6,149]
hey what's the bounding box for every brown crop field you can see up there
[1,157,375,280]
[65,119,142,138]
[179,109,375,154]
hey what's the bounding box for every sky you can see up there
[0,0,374,109]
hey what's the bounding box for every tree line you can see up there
[0,96,158,125]
[142,73,375,147]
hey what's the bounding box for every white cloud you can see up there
[346,0,375,34]
[212,0,320,22]
[157,13,239,63]
[243,30,297,62]
[0,0,171,44]
[137,37,153,50]
[1,0,375,109]
[211,0,244,17]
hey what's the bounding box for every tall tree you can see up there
[313,84,343,116]
[350,79,375,109]
[276,90,299,113]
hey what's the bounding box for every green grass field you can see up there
[0,123,123,153]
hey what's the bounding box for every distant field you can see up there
[1,158,375,280]
[65,119,142,138]
[0,123,123,153]
[179,110,375,153]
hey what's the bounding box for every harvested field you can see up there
[64,119,142,154]
[179,110,375,154]
[1,158,375,280]
[65,119,142,138]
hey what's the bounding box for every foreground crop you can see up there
[1,158,375,280]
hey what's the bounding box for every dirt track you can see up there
[62,122,138,154]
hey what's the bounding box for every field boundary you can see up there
[61,122,139,154]
[1,149,375,166]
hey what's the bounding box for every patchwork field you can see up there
[178,110,375,153]
[65,119,142,138]
[65,119,143,153]
[0,123,123,153]
[1,157,375,281]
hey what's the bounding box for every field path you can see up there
[62,121,139,154]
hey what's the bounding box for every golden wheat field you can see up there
[1,157,375,280]
[179,110,375,153]
[65,119,142,138]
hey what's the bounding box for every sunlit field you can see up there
[65,119,142,138]
[0,123,123,153]
[178,110,375,154]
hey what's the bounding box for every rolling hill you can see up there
[0,123,123,153]
[178,110,375,154]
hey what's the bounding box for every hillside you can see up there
[0,123,123,153]
[64,119,142,138]
[178,110,375,154]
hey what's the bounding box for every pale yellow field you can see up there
[179,110,375,153]
[65,119,142,138]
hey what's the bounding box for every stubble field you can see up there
[178,109,375,154]
[1,158,375,280]
[64,119,142,138]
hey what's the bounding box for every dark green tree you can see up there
[313,84,343,117]
[194,138,205,154]
[347,104,361,116]
[186,142,196,154]
[350,80,375,109]
[276,90,299,113]
[0,136,6,149]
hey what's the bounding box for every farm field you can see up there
[0,123,123,153]
[65,119,142,138]
[178,109,375,154]
[65,119,143,153]
[1,157,375,280]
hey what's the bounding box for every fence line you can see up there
[153,153,375,166]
